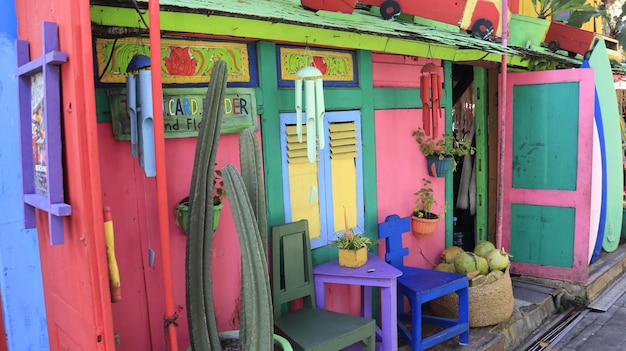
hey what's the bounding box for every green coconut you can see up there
[473,241,496,257]
[476,255,489,275]
[454,252,481,274]
[484,248,511,272]
[435,263,456,273]
[440,246,465,264]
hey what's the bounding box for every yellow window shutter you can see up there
[329,122,359,233]
[285,125,322,239]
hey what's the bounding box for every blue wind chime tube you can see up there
[126,54,156,177]
[126,73,138,158]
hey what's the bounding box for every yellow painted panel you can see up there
[288,162,322,239]
[287,135,316,144]
[287,142,307,150]
[329,123,356,132]
[289,157,319,164]
[331,145,358,154]
[331,152,358,159]
[331,158,358,233]
[331,139,357,146]
[286,125,313,134]
[287,149,309,158]
[330,131,358,139]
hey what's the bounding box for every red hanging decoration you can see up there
[420,63,443,137]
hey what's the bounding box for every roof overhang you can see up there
[90,0,621,72]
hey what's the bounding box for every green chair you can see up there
[271,220,376,351]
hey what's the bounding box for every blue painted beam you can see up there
[0,2,49,350]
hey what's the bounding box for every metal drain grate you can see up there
[520,309,585,351]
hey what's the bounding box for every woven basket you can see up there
[428,267,514,327]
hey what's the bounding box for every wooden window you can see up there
[280,111,364,249]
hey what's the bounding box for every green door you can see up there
[502,68,595,283]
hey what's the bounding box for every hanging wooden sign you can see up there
[107,87,257,140]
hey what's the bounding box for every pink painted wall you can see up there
[98,121,249,350]
[374,109,446,268]
[373,53,446,268]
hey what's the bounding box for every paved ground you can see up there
[549,286,626,351]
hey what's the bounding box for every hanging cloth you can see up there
[456,123,475,210]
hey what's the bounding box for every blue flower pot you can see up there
[426,155,453,178]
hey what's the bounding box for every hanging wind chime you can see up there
[126,53,156,177]
[420,62,442,137]
[294,55,326,163]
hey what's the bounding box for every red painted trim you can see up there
[0,292,7,351]
[149,1,179,349]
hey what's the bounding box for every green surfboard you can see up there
[589,39,623,253]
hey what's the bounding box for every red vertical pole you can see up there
[495,0,508,249]
[148,1,178,350]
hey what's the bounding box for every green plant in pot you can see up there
[332,230,372,268]
[411,178,446,236]
[413,128,475,177]
[175,167,226,234]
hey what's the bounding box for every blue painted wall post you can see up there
[0,3,49,350]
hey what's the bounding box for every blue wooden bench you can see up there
[378,214,469,350]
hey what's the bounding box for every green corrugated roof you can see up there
[145,0,519,56]
[114,0,621,70]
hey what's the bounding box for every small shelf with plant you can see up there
[411,178,446,236]
[413,128,475,177]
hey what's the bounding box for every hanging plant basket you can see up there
[175,198,223,234]
[426,155,453,178]
[411,215,440,237]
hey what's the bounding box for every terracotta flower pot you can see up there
[411,215,440,237]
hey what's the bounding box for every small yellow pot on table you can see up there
[338,247,368,268]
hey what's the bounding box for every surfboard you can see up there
[588,39,624,253]
[590,103,603,263]
[582,58,604,264]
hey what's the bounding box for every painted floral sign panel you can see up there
[278,46,357,87]
[95,37,256,85]
[31,72,47,195]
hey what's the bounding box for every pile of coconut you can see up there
[436,242,511,287]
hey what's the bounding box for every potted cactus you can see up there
[185,60,291,351]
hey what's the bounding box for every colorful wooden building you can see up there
[7,0,624,350]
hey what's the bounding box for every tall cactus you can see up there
[187,60,228,351]
[239,128,268,252]
[187,61,277,351]
[223,161,273,351]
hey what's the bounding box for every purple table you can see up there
[313,253,402,351]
